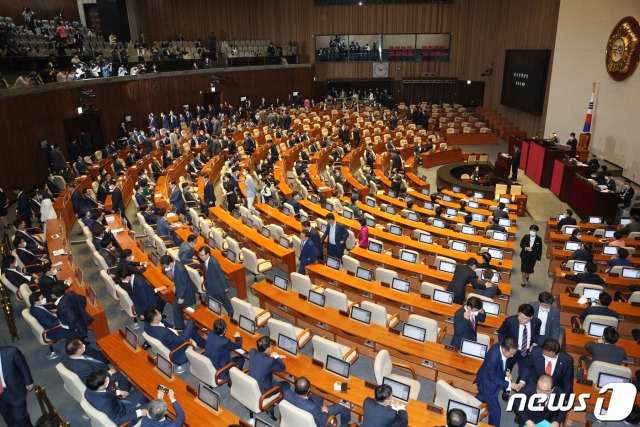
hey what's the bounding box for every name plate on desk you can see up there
[427,404,444,414]
[420,293,431,299]
[364,380,377,390]
[631,302,640,307]
[311,359,324,368]
[186,384,197,396]
[561,267,570,271]
[577,379,593,386]
[229,317,238,325]
[444,344,458,352]
[572,328,585,334]
[569,293,580,298]
[609,273,619,277]
[388,327,401,335]
[339,310,349,317]
[298,294,307,301]
[380,282,390,288]
[429,265,437,269]
[147,355,155,365]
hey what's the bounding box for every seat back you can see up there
[267,318,298,343]
[230,297,256,323]
[360,301,389,327]
[229,367,263,413]
[100,270,119,300]
[241,248,260,275]
[434,379,482,409]
[587,361,632,382]
[185,265,204,294]
[311,335,345,364]
[188,208,200,226]
[142,331,172,361]
[574,283,604,296]
[198,217,211,239]
[55,362,86,404]
[345,229,356,250]
[22,308,49,345]
[211,227,227,251]
[407,314,440,343]
[80,399,118,427]
[154,235,168,257]
[226,237,242,261]
[373,349,392,383]
[375,267,397,286]
[185,347,217,387]
[279,399,317,427]
[420,281,445,297]
[583,314,618,332]
[494,183,508,200]
[628,232,640,239]
[268,224,286,242]
[290,272,314,295]
[115,285,137,318]
[323,288,349,312]
[93,251,110,271]
[628,291,640,304]
[341,255,360,274]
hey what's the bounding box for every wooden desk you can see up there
[98,332,239,426]
[46,219,110,339]
[420,149,465,168]
[445,132,498,145]
[557,293,639,338]
[565,380,640,424]
[569,175,620,222]
[553,266,640,295]
[52,175,93,232]
[550,158,591,202]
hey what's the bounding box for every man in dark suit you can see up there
[579,291,618,322]
[159,255,197,329]
[451,296,486,349]
[510,143,521,181]
[288,191,302,214]
[352,125,360,148]
[492,202,509,219]
[198,245,234,316]
[474,338,520,427]
[51,282,94,340]
[168,180,185,216]
[0,346,34,427]
[284,376,352,427]
[516,374,566,427]
[2,256,37,290]
[557,209,577,227]
[581,326,627,368]
[203,319,244,381]
[85,369,147,425]
[37,263,71,302]
[530,291,560,345]
[390,151,402,172]
[201,174,215,213]
[298,230,319,273]
[248,336,289,395]
[498,304,542,371]
[177,235,198,266]
[143,308,206,365]
[14,237,46,274]
[96,179,109,205]
[12,184,33,227]
[62,338,131,391]
[362,384,408,427]
[619,179,635,209]
[519,339,574,396]
[563,261,605,285]
[302,220,323,261]
[156,208,181,246]
[29,291,82,341]
[109,180,126,217]
[603,172,617,192]
[446,258,495,305]
[14,219,45,253]
[142,389,185,427]
[119,270,166,320]
[322,213,349,260]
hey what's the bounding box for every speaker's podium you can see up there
[550,157,591,202]
[524,139,577,188]
[568,174,619,221]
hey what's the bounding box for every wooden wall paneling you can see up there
[0,1,81,25]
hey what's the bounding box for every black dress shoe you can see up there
[502,390,510,401]
[142,342,151,350]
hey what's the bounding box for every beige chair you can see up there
[22,308,61,359]
[434,379,488,421]
[267,318,311,349]
[229,366,283,420]
[290,272,319,296]
[231,297,272,328]
[142,330,192,373]
[323,288,355,313]
[185,265,205,294]
[360,301,399,328]
[407,314,446,343]
[582,314,618,332]
[268,224,291,244]
[241,248,273,283]
[628,291,640,304]
[373,349,421,400]
[587,361,632,382]
[210,227,228,251]
[494,183,508,200]
[341,255,360,275]
[280,399,335,427]
[56,362,86,403]
[115,285,141,329]
[19,284,32,307]
[100,270,119,301]
[573,283,604,296]
[185,347,236,388]
[80,399,117,427]
[311,335,359,366]
[226,237,244,262]
[420,281,445,297]
[375,267,397,286]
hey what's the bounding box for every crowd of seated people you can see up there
[316,35,379,62]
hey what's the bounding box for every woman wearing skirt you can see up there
[519,224,543,287]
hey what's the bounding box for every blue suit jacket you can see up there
[474,343,510,397]
[203,181,215,207]
[579,305,618,322]
[451,305,486,349]
[531,302,560,345]
[299,240,319,273]
[204,333,242,379]
[61,347,111,384]
[144,321,190,365]
[56,290,94,335]
[520,346,574,395]
[0,346,33,399]
[172,261,197,305]
[157,217,177,238]
[362,397,408,427]
[177,242,194,265]
[321,222,349,253]
[284,389,329,427]
[497,316,542,352]
[203,256,228,295]
[169,188,185,212]
[86,389,139,425]
[111,188,125,215]
[141,401,185,426]
[248,349,286,393]
[121,274,160,316]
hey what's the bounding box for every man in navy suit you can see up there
[14,236,46,274]
[510,143,521,181]
[299,230,319,273]
[446,258,495,305]
[119,270,167,320]
[202,174,215,213]
[0,346,34,427]
[519,339,574,396]
[530,291,560,345]
[37,263,71,301]
[475,338,520,427]
[143,308,206,365]
[322,213,349,260]
[156,208,181,246]
[142,389,185,426]
[159,255,197,329]
[168,180,185,216]
[563,261,605,285]
[62,338,131,391]
[51,282,94,340]
[248,336,289,395]
[29,291,82,341]
[2,255,37,290]
[12,184,33,227]
[579,291,618,322]
[557,209,577,228]
[203,319,244,381]
[517,374,566,427]
[497,303,541,370]
[109,180,125,216]
[284,376,352,427]
[69,182,83,217]
[198,246,233,317]
[177,235,198,265]
[85,369,148,425]
[451,296,486,349]
[13,219,46,253]
[362,384,408,427]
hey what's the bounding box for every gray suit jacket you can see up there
[531,302,560,345]
[584,341,627,365]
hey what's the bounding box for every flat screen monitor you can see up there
[198,383,220,412]
[279,236,290,248]
[385,206,396,215]
[582,287,602,301]
[603,245,618,255]
[193,225,200,237]
[278,333,298,356]
[419,233,434,244]
[621,267,640,279]
[87,286,97,306]
[326,354,350,379]
[400,251,417,264]
[137,240,145,254]
[587,322,609,338]
[407,212,419,222]
[156,354,173,379]
[422,188,430,196]
[472,213,485,223]
[446,208,458,217]
[499,197,511,204]
[310,195,318,204]
[492,231,508,242]
[443,195,452,202]
[226,250,237,263]
[423,201,434,210]
[474,191,484,199]
[564,225,578,236]
[487,248,504,260]
[273,274,289,291]
[572,261,586,272]
[343,209,353,220]
[620,218,631,226]
[564,241,581,252]
[356,267,373,282]
[603,229,616,238]
[320,223,327,233]
[447,399,480,426]
[433,289,454,305]
[482,300,501,316]
[402,323,426,342]
[350,306,372,324]
[461,225,476,235]
[261,227,271,238]
[391,277,410,293]
[498,218,512,227]
[438,260,456,274]
[368,241,383,254]
[468,201,479,209]
[308,290,326,307]
[179,213,188,224]
[207,297,222,315]
[149,252,159,267]
[388,190,396,198]
[382,377,411,402]
[124,326,138,350]
[232,210,240,219]
[239,315,256,335]
[282,206,291,216]
[452,186,461,193]
[208,237,216,249]
[325,202,333,212]
[597,372,632,389]
[389,225,402,236]
[589,216,603,224]
[365,218,376,228]
[432,219,445,229]
[450,241,467,253]
[366,198,376,207]
[460,339,488,359]
[244,217,253,228]
[326,256,341,270]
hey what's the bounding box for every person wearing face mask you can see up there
[243,168,257,214]
[519,340,574,397]
[566,132,578,151]
[222,173,238,211]
[118,269,167,320]
[159,255,197,329]
[568,228,582,242]
[451,296,486,349]
[530,291,560,345]
[618,179,635,210]
[519,224,543,287]
[37,263,72,301]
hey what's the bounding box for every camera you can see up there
[157,385,169,394]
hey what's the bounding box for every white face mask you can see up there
[51,269,58,275]
[530,231,537,237]
[121,279,129,284]
[164,267,171,272]
[470,311,478,317]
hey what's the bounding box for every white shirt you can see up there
[0,353,5,388]
[543,354,558,375]
[329,224,337,245]
[500,350,511,391]
[538,307,549,333]
[518,323,531,351]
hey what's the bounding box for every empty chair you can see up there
[22,308,61,359]
[420,281,445,297]
[494,183,508,200]
[267,318,311,349]
[290,272,318,295]
[407,314,445,343]
[229,366,283,420]
[434,380,487,420]
[241,247,273,283]
[210,227,228,251]
[185,347,235,388]
[226,237,244,262]
[341,255,360,275]
[373,349,421,400]
[323,288,354,313]
[360,301,399,328]
[311,335,359,366]
[230,297,271,328]
[375,267,397,286]
[269,224,291,244]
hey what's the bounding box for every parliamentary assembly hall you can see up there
[0,0,638,426]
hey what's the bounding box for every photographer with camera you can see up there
[143,387,185,426]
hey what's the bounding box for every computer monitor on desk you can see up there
[461,225,476,235]
[587,322,609,337]
[460,339,487,359]
[419,233,434,244]
[450,241,467,253]
[433,289,454,305]
[603,245,618,255]
[239,315,256,335]
[273,274,289,291]
[391,278,410,293]
[589,216,603,224]
[356,267,373,282]
[564,241,581,252]
[621,267,640,279]
[156,354,173,380]
[492,231,507,242]
[472,213,485,223]
[198,383,220,412]
[383,377,411,402]
[350,306,372,324]
[447,400,480,426]
[433,219,445,229]
[597,372,631,389]
[402,323,426,342]
[277,333,298,357]
[571,260,586,272]
[207,297,222,315]
[487,248,504,260]
[124,327,138,350]
[326,355,350,379]
[389,225,402,236]
[438,260,456,274]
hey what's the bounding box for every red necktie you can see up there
[545,361,552,375]
[0,370,4,394]
[470,316,475,330]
